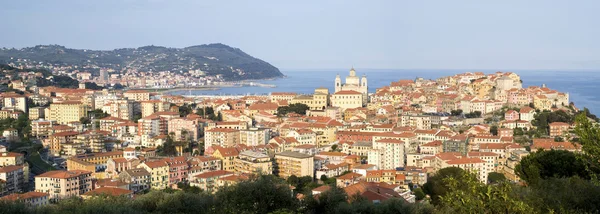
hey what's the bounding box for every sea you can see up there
[167,69,600,115]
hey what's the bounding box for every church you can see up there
[332,67,368,108]
[335,67,368,94]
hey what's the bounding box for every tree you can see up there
[277,103,309,116]
[422,167,465,205]
[515,149,594,185]
[413,188,425,200]
[214,174,298,214]
[451,109,463,116]
[84,82,104,90]
[320,175,328,183]
[574,113,600,184]
[487,172,507,184]
[216,112,223,121]
[438,171,534,214]
[490,125,498,136]
[553,136,564,142]
[513,127,525,136]
[89,109,109,119]
[330,144,338,152]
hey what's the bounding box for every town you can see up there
[0,65,588,208]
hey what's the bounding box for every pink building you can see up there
[504,110,519,121]
[163,156,189,185]
[167,118,202,141]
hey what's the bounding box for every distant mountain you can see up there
[0,44,283,81]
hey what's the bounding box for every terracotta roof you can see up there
[52,131,80,137]
[0,165,23,173]
[334,90,362,95]
[0,192,48,201]
[421,140,443,147]
[36,170,91,179]
[142,160,168,168]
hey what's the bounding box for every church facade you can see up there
[335,67,368,94]
[334,68,368,107]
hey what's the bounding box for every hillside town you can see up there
[0,66,585,206]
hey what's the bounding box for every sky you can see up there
[1,0,599,70]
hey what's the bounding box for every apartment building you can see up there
[35,170,93,200]
[275,151,314,179]
[234,150,272,175]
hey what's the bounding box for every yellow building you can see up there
[270,92,297,102]
[34,170,93,200]
[289,88,329,110]
[123,90,150,102]
[212,147,239,171]
[0,152,25,167]
[141,100,170,118]
[28,107,46,120]
[331,90,363,110]
[275,151,314,179]
[234,150,272,175]
[46,101,88,125]
[137,160,169,189]
[66,151,124,179]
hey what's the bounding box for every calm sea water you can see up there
[168,69,600,114]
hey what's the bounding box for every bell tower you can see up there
[335,74,341,92]
[361,74,368,94]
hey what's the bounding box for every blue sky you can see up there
[1,0,599,70]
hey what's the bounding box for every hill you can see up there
[0,44,283,81]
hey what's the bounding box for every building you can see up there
[239,128,270,146]
[0,165,26,196]
[102,99,134,121]
[368,139,405,170]
[167,117,202,141]
[331,90,363,109]
[270,92,297,102]
[334,67,368,102]
[190,170,233,193]
[234,150,272,174]
[34,170,93,200]
[2,94,27,113]
[204,128,240,150]
[137,160,169,189]
[0,192,49,207]
[289,89,329,111]
[123,90,150,102]
[549,122,570,137]
[29,107,46,120]
[141,100,170,118]
[118,168,151,193]
[275,151,314,179]
[46,101,88,124]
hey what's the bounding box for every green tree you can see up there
[487,172,507,184]
[413,188,426,201]
[438,171,535,214]
[515,149,593,185]
[490,125,498,136]
[450,109,463,116]
[422,167,465,205]
[574,113,600,184]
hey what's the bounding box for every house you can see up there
[137,160,169,189]
[118,168,151,193]
[504,110,519,121]
[0,192,49,207]
[549,122,570,137]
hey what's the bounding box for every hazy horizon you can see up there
[2,0,599,70]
